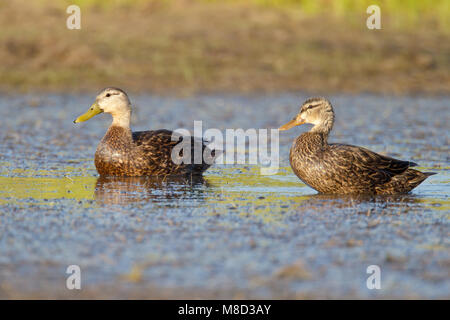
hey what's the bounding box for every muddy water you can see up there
[0,93,448,298]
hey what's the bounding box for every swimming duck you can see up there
[279,97,435,194]
[74,87,214,176]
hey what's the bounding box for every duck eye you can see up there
[106,93,111,97]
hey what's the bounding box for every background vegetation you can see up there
[0,0,448,94]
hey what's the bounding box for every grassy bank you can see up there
[0,0,449,94]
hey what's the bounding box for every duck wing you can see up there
[327,143,416,182]
[132,129,214,174]
[133,129,180,159]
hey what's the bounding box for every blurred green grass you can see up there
[64,0,449,30]
[1,0,449,94]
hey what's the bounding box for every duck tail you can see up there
[405,169,437,190]
[408,170,436,188]
[423,172,437,177]
[376,169,436,194]
[191,141,221,174]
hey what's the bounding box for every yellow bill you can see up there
[73,103,103,123]
[279,119,304,131]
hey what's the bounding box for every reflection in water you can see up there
[299,192,421,212]
[95,175,210,205]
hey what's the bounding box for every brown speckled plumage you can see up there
[280,97,436,195]
[75,88,214,177]
[94,126,213,176]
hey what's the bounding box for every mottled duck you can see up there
[279,97,435,195]
[74,87,214,176]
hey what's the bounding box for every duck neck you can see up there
[111,109,131,129]
[310,114,334,140]
[104,110,133,145]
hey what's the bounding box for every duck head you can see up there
[74,87,131,127]
[279,97,334,134]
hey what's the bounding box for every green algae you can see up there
[0,175,96,206]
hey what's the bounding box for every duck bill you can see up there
[278,119,304,131]
[73,103,103,123]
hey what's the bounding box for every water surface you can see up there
[0,93,448,298]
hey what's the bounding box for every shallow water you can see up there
[0,93,448,298]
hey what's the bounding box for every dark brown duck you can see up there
[279,97,435,195]
[74,87,214,176]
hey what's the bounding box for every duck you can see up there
[74,87,214,176]
[278,97,435,195]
